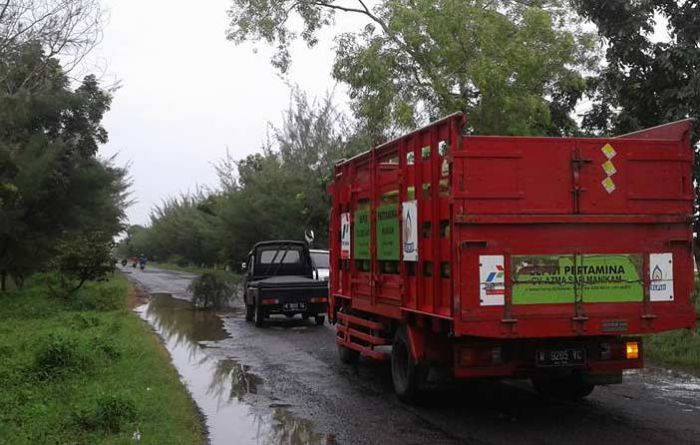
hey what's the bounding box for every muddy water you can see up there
[136,293,328,445]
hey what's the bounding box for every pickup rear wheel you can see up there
[245,304,254,322]
[314,315,325,326]
[391,326,426,404]
[253,303,265,328]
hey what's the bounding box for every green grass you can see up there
[0,274,205,445]
[645,278,700,370]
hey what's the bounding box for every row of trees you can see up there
[118,90,369,267]
[121,0,699,268]
[0,0,129,291]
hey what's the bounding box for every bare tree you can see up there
[0,0,104,91]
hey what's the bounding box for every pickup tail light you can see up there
[310,297,328,303]
[261,298,279,305]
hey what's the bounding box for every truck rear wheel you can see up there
[532,373,595,401]
[253,303,265,328]
[315,315,325,326]
[391,326,426,404]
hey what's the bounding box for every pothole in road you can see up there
[136,292,330,444]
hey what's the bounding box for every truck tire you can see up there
[245,304,254,322]
[391,326,426,404]
[253,303,265,328]
[532,373,595,401]
[315,315,325,326]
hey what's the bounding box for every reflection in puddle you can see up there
[138,293,328,445]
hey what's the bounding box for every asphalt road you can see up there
[123,266,700,445]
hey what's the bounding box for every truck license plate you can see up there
[535,349,585,367]
[283,302,306,311]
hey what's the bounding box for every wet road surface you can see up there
[123,266,700,445]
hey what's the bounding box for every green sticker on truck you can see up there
[376,204,399,260]
[353,207,371,260]
[512,254,643,304]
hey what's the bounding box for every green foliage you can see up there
[572,0,699,137]
[33,331,92,379]
[0,275,205,444]
[228,0,598,136]
[75,394,137,433]
[188,271,240,309]
[48,232,116,297]
[0,42,129,291]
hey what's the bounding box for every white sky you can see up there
[87,0,368,226]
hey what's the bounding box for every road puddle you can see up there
[137,293,328,444]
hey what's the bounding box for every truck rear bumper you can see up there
[452,336,642,380]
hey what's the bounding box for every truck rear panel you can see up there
[329,113,696,340]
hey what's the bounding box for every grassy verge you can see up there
[645,280,700,370]
[0,274,205,445]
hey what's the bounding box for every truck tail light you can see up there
[310,297,328,303]
[459,346,503,367]
[460,348,477,367]
[261,298,279,305]
[625,341,639,360]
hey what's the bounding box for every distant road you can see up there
[124,266,700,445]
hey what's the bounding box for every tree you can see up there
[0,0,104,92]
[0,42,128,290]
[215,89,369,263]
[131,89,368,268]
[227,0,598,136]
[572,0,699,136]
[48,231,115,297]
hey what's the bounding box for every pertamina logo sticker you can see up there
[479,255,505,306]
[485,265,505,296]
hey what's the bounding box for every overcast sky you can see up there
[87,0,366,227]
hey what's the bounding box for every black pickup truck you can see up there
[243,240,329,327]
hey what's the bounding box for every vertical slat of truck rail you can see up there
[448,116,459,319]
[370,146,377,309]
[415,131,425,312]
[431,124,441,315]
[398,137,405,311]
[451,116,465,322]
[349,160,359,307]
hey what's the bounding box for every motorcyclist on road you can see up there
[138,254,147,270]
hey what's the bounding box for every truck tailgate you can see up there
[454,128,696,338]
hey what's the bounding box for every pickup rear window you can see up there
[258,247,302,264]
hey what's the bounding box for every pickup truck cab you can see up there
[243,240,329,327]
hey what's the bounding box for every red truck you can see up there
[327,113,696,402]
